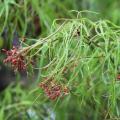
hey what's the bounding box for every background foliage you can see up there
[0,0,120,120]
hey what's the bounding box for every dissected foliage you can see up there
[0,0,120,120]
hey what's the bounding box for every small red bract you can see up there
[2,46,26,71]
[39,79,69,100]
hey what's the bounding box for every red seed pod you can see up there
[117,74,120,80]
[39,76,70,100]
[2,46,28,71]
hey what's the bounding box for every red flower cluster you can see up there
[2,46,26,71]
[39,79,69,100]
